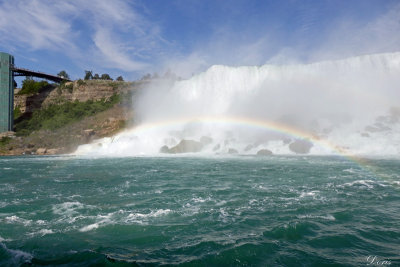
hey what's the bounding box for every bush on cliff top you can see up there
[18,79,53,95]
[14,94,121,136]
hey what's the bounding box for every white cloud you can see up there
[0,0,77,51]
[0,0,167,74]
[310,3,400,61]
[93,28,148,71]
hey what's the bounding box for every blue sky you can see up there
[0,0,399,81]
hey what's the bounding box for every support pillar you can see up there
[0,52,14,133]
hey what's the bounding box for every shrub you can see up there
[101,74,112,80]
[14,94,121,136]
[14,106,22,120]
[0,137,11,147]
[57,70,70,80]
[18,79,51,95]
[59,82,74,93]
[77,79,86,86]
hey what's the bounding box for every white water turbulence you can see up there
[76,52,400,157]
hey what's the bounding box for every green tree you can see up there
[84,70,93,80]
[101,73,112,80]
[57,70,70,80]
[18,78,50,95]
[93,73,100,80]
[116,76,124,81]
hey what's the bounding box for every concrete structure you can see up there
[0,52,71,133]
[0,52,14,132]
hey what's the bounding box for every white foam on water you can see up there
[38,229,54,235]
[79,223,100,232]
[27,229,55,237]
[341,180,376,189]
[125,209,172,224]
[5,215,32,226]
[299,191,320,198]
[52,201,95,217]
[0,236,9,242]
[298,214,336,221]
[0,243,33,264]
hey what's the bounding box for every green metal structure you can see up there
[0,52,70,133]
[0,52,14,133]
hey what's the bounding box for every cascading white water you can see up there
[75,52,400,156]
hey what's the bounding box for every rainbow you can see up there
[126,115,349,155]
[122,115,378,176]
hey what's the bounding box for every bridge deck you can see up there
[11,66,71,83]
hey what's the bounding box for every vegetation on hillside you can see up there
[84,70,115,81]
[14,94,121,136]
[17,78,54,95]
[13,106,22,120]
[57,70,70,80]
[0,136,11,147]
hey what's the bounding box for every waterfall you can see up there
[76,52,400,156]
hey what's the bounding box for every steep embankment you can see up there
[0,80,147,155]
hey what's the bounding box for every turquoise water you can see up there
[0,155,399,266]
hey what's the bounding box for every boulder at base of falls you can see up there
[244,144,254,152]
[256,149,273,156]
[36,148,47,155]
[160,145,170,153]
[163,140,204,154]
[289,139,313,154]
[228,148,238,154]
[200,136,213,145]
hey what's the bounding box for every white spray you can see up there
[75,52,400,156]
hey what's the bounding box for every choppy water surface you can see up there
[0,155,399,266]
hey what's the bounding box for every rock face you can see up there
[36,148,47,155]
[47,148,60,155]
[160,145,170,153]
[289,139,313,154]
[14,80,148,114]
[161,140,203,154]
[256,149,273,156]
[228,148,238,154]
[213,144,221,151]
[83,129,95,137]
[200,136,213,145]
[244,144,254,152]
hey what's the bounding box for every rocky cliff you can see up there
[14,80,148,114]
[1,80,149,156]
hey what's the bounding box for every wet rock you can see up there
[160,145,170,153]
[168,140,203,153]
[289,139,313,154]
[84,129,95,136]
[244,144,254,152]
[200,136,213,145]
[213,144,221,151]
[107,117,117,123]
[256,149,273,156]
[46,148,59,155]
[36,148,47,155]
[0,131,15,138]
[228,148,238,154]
